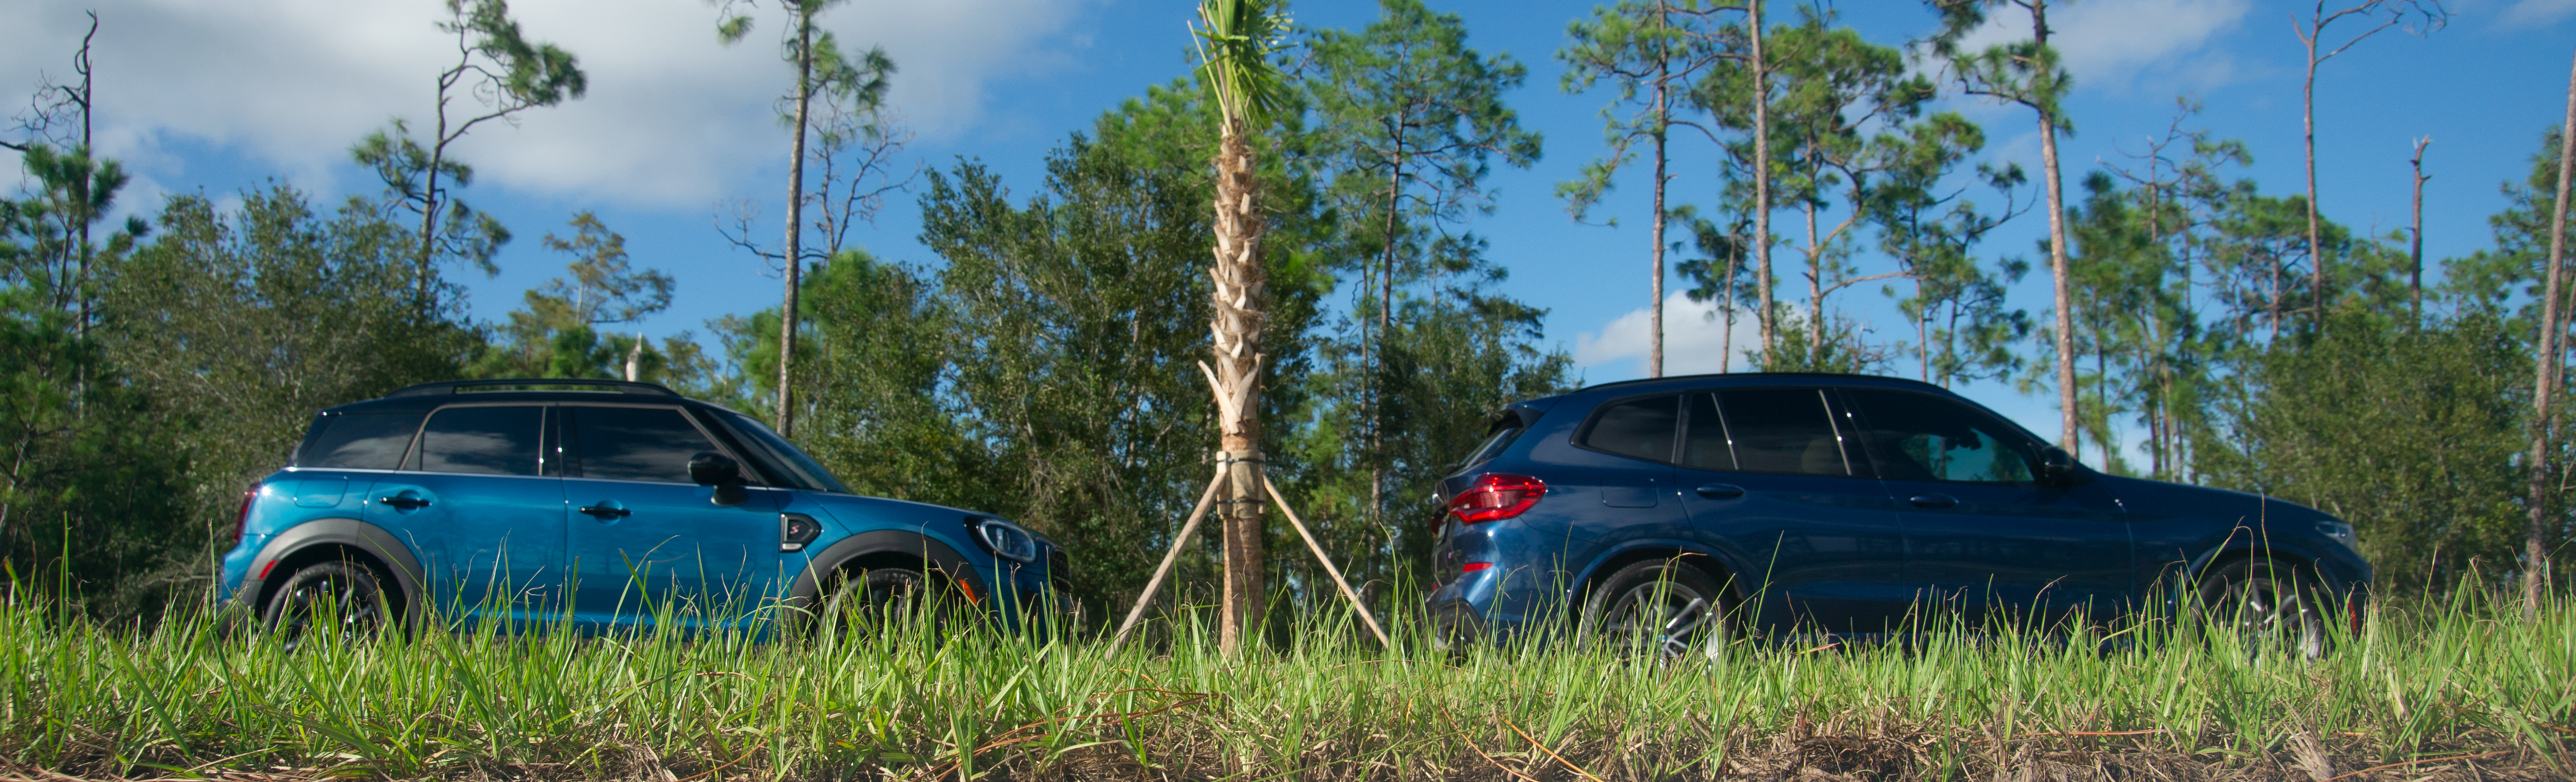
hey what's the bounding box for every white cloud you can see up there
[1573,292,1760,378]
[0,0,1087,207]
[1946,0,2251,95]
[2504,0,2576,25]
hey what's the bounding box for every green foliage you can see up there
[2199,310,2538,592]
[1192,0,1293,126]
[906,82,1326,607]
[102,187,481,587]
[470,212,690,383]
[349,120,510,278]
[0,289,190,617]
[1288,291,1571,588]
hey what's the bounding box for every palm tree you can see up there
[1193,0,1288,655]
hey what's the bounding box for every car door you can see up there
[361,404,565,623]
[560,404,782,629]
[1837,388,2133,630]
[1673,387,1910,636]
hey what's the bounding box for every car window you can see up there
[1843,389,2036,484]
[570,406,720,483]
[1681,393,1734,471]
[295,412,423,470]
[415,406,544,476]
[1458,420,1524,470]
[717,410,849,493]
[1713,388,1851,477]
[1578,395,1679,463]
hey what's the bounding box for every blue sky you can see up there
[6,0,2576,448]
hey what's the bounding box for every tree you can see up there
[1306,0,1539,523]
[91,186,479,614]
[1193,0,1292,655]
[1746,12,1933,370]
[1930,0,2079,453]
[353,0,585,309]
[714,0,894,438]
[1868,113,2029,388]
[3,11,105,341]
[1559,0,1716,378]
[473,212,679,379]
[2524,51,2576,614]
[2294,0,2446,330]
[2100,100,2250,479]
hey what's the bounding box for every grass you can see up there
[0,582,2569,781]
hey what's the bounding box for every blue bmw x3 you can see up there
[220,379,1064,638]
[1426,373,2370,658]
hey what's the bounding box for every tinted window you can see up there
[1459,423,1524,470]
[571,406,719,483]
[416,406,544,476]
[295,412,422,470]
[1579,395,1678,463]
[718,411,848,493]
[1681,393,1734,471]
[1714,388,1850,476]
[1844,389,2035,484]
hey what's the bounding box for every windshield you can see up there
[719,411,851,494]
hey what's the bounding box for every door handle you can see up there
[578,504,630,520]
[1908,493,1959,509]
[377,495,430,510]
[1694,484,1746,499]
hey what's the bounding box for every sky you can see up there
[6,0,2576,453]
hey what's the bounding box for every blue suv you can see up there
[1426,373,2369,658]
[220,379,1063,638]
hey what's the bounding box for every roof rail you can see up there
[385,378,680,398]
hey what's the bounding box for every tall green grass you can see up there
[0,583,2567,780]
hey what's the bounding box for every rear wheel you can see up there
[2196,558,2329,660]
[1580,560,1734,662]
[262,560,391,649]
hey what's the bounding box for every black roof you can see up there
[1571,372,1946,395]
[386,378,679,397]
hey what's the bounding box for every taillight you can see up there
[1446,473,1546,526]
[234,485,258,541]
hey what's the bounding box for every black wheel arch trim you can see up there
[232,517,428,629]
[786,529,985,612]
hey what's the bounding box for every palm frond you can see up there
[1191,0,1291,127]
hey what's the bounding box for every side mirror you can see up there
[689,452,749,506]
[2037,446,2078,485]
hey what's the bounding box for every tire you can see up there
[1429,601,1484,658]
[814,566,945,643]
[1580,559,1734,662]
[262,560,393,649]
[2195,558,2330,660]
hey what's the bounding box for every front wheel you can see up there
[262,560,393,650]
[815,566,947,643]
[2195,558,2330,660]
[1580,560,1734,662]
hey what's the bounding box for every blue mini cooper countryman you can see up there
[220,379,1064,638]
[1425,373,2371,658]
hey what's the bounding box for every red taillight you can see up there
[234,485,258,542]
[1446,473,1547,526]
[1461,562,1494,573]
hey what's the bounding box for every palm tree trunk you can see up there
[1210,118,1268,654]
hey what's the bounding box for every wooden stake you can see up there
[1105,464,1228,657]
[1265,475,1391,647]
